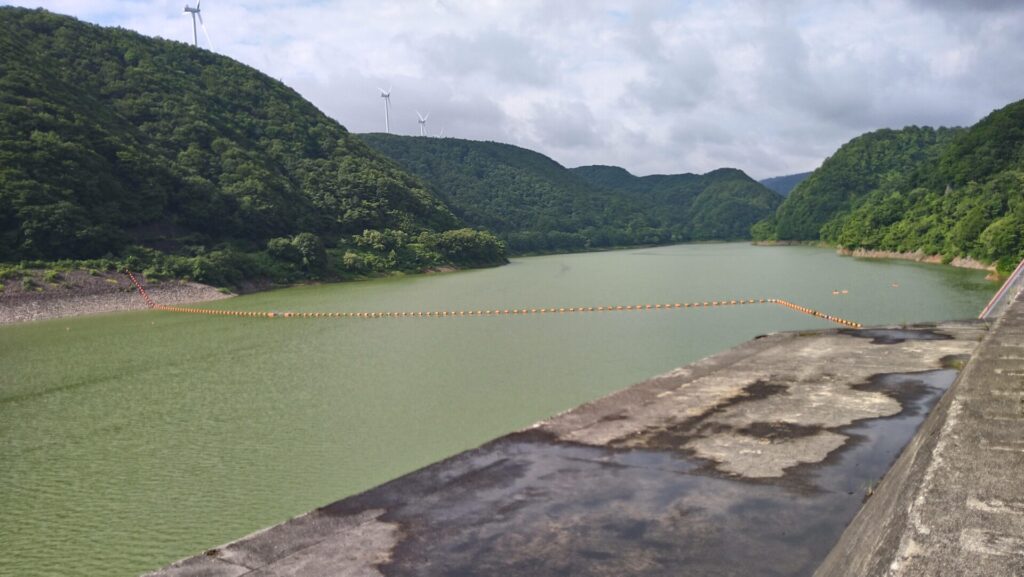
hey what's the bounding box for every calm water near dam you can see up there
[0,243,995,576]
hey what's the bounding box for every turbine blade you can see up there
[200,17,213,49]
[424,113,430,121]
[196,0,201,8]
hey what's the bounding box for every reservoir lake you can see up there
[0,243,995,576]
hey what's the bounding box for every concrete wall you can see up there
[816,291,1024,576]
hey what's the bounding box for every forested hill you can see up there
[753,98,1024,273]
[0,8,504,286]
[570,165,782,241]
[361,134,781,252]
[759,172,811,197]
[767,126,961,240]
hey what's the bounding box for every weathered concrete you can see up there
[815,291,1024,577]
[540,326,977,479]
[147,317,1016,576]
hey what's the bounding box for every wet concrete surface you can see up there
[542,325,982,480]
[839,327,954,345]
[148,324,992,577]
[316,370,956,577]
[817,292,1024,577]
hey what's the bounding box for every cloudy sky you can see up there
[7,0,1024,178]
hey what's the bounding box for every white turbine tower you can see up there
[183,1,212,49]
[417,111,429,137]
[379,86,392,133]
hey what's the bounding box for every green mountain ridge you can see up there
[755,99,1024,273]
[759,172,811,197]
[571,165,781,240]
[361,134,782,253]
[770,126,962,240]
[0,7,504,286]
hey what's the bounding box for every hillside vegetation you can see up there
[0,7,504,287]
[362,134,782,253]
[759,172,811,197]
[755,100,1024,272]
[766,127,961,241]
[571,165,782,241]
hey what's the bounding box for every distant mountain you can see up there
[754,98,1024,273]
[759,172,812,197]
[571,165,783,241]
[361,134,781,252]
[0,8,504,285]
[359,134,628,252]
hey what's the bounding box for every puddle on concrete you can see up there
[321,370,957,577]
[840,328,953,344]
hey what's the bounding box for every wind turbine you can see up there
[417,111,429,136]
[183,1,213,49]
[379,86,392,133]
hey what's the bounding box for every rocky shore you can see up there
[0,270,231,325]
[836,247,996,275]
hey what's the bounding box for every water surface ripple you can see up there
[0,243,993,576]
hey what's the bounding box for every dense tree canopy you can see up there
[768,127,960,240]
[0,7,505,284]
[362,134,782,253]
[753,99,1024,273]
[573,166,783,241]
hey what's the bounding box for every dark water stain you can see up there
[840,328,953,344]
[611,380,790,452]
[739,421,824,440]
[787,369,957,496]
[319,372,956,577]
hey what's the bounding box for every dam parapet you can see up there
[147,293,1024,576]
[980,257,1024,320]
[816,288,1024,576]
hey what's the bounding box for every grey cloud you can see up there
[907,0,1024,12]
[528,100,602,150]
[414,30,553,87]
[623,43,718,112]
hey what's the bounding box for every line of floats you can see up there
[126,271,863,329]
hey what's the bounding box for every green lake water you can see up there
[0,243,995,576]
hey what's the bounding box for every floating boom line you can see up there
[125,271,863,328]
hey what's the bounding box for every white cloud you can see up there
[6,0,1024,178]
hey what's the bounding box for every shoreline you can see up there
[753,241,999,278]
[835,247,998,277]
[0,270,232,325]
[0,265,468,326]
